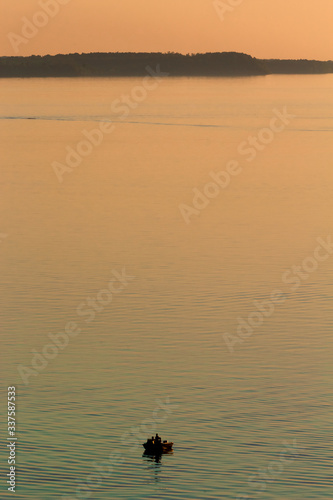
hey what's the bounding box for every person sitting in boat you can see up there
[155,433,161,444]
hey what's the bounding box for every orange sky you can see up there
[1,0,332,60]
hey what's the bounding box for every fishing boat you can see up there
[143,435,173,454]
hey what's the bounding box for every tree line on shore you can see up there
[0,52,332,77]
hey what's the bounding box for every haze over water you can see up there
[1,74,333,499]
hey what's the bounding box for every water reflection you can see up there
[142,450,174,484]
[143,449,174,463]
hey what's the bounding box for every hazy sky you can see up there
[1,0,332,59]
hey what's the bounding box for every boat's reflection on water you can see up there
[142,450,174,482]
[142,449,174,464]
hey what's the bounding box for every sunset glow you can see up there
[1,0,333,59]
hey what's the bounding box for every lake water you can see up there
[0,74,332,499]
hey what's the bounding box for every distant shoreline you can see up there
[1,52,332,78]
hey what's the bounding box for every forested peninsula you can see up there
[1,52,332,78]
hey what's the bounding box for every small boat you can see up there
[143,437,173,454]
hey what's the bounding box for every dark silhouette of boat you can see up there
[143,435,173,454]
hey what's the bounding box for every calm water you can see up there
[0,75,333,499]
